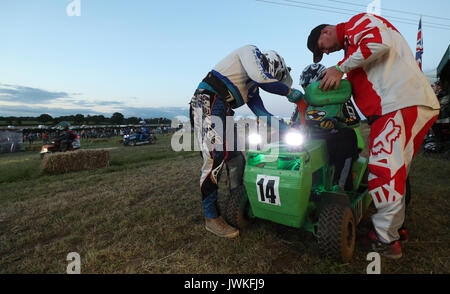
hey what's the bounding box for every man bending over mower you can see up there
[190,45,304,238]
[307,13,440,259]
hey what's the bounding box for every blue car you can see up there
[123,132,156,146]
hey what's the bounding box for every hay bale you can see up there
[42,149,110,173]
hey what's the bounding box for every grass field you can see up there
[0,127,449,274]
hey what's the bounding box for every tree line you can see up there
[0,112,172,126]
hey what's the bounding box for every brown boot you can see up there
[205,216,239,238]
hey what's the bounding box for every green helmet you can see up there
[56,121,71,131]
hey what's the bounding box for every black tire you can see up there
[130,140,136,147]
[224,185,250,230]
[317,204,356,263]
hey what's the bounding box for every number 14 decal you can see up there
[256,175,281,206]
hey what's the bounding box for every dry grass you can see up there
[0,132,448,274]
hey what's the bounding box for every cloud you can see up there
[0,83,189,119]
[120,106,189,119]
[95,101,125,106]
[0,104,103,117]
[0,83,71,104]
[0,103,189,119]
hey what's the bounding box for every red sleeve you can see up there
[338,14,390,73]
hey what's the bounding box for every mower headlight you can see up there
[248,133,262,145]
[285,131,304,146]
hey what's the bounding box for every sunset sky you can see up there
[1,0,449,120]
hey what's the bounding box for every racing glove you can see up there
[287,88,304,103]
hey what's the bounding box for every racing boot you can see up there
[363,230,402,259]
[398,227,408,243]
[205,216,239,239]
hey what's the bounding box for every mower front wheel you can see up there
[317,203,356,263]
[224,185,250,230]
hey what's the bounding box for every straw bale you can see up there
[42,149,109,173]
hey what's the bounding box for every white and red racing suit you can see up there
[335,13,440,243]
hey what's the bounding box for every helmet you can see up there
[299,63,326,88]
[262,50,293,87]
[56,121,71,131]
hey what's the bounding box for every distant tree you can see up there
[55,116,73,124]
[126,116,140,124]
[38,114,53,124]
[64,115,75,123]
[111,112,124,124]
[161,118,171,124]
[92,115,106,125]
[6,116,15,125]
[74,114,84,125]
[85,115,92,125]
[143,117,171,125]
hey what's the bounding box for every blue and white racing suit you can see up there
[190,45,293,219]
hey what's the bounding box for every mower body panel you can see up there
[244,140,328,229]
[244,138,370,232]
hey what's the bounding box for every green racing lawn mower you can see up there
[222,80,373,263]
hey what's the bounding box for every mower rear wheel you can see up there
[317,203,356,263]
[224,185,250,230]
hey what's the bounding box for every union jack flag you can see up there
[416,17,423,70]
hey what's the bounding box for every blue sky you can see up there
[0,0,449,119]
